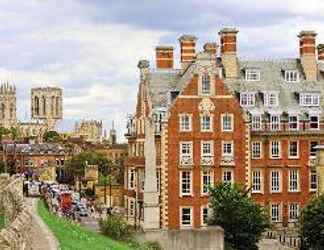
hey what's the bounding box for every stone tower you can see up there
[31,87,63,130]
[0,82,17,128]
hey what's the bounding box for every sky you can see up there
[0,0,324,141]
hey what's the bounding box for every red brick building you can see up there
[125,28,324,230]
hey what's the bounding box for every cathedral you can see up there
[0,82,63,141]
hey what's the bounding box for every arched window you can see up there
[35,96,40,115]
[56,96,60,116]
[51,96,55,115]
[202,73,211,95]
[10,104,14,119]
[42,96,46,115]
[1,103,5,119]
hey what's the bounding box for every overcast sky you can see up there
[1,0,324,140]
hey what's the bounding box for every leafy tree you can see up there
[0,161,5,174]
[43,130,61,143]
[300,195,324,250]
[0,127,10,140]
[209,183,269,250]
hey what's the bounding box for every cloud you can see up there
[1,0,324,141]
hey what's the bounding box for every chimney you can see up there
[179,34,197,68]
[203,42,218,58]
[318,44,324,61]
[219,28,239,78]
[298,30,317,81]
[156,46,174,69]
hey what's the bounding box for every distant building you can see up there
[0,83,63,142]
[124,28,324,231]
[73,120,103,143]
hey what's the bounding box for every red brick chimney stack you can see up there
[298,31,317,81]
[156,46,174,69]
[179,35,197,68]
[219,28,239,78]
[318,44,324,61]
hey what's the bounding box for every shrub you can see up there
[141,241,163,250]
[99,214,134,241]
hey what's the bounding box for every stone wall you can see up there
[0,174,32,250]
[136,226,224,250]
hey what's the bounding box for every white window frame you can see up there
[179,113,192,132]
[128,168,136,190]
[245,69,261,81]
[299,93,320,107]
[310,170,317,192]
[128,198,135,217]
[201,170,213,195]
[309,114,320,130]
[288,203,299,223]
[180,206,193,228]
[201,114,213,132]
[201,73,211,95]
[270,141,281,159]
[221,113,234,132]
[222,168,234,185]
[310,141,318,158]
[270,169,281,193]
[180,170,192,197]
[288,115,299,131]
[271,203,281,223]
[251,115,262,131]
[201,205,209,227]
[251,141,262,159]
[252,169,262,193]
[201,141,214,165]
[180,141,193,165]
[264,92,279,107]
[222,141,234,158]
[285,70,299,83]
[289,169,300,192]
[288,141,299,159]
[270,115,280,131]
[240,92,255,107]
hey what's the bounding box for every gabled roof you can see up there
[4,143,65,155]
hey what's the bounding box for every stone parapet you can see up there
[0,174,32,250]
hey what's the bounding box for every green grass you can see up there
[0,213,5,229]
[37,199,132,250]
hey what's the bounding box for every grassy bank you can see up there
[0,213,4,229]
[37,199,131,250]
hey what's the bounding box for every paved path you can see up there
[26,198,60,250]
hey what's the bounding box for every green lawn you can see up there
[0,213,5,230]
[37,199,132,250]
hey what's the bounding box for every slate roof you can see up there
[4,143,65,155]
[146,54,324,120]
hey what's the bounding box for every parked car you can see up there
[74,204,89,217]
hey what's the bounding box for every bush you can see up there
[99,214,134,241]
[141,241,163,250]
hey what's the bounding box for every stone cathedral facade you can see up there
[0,83,63,140]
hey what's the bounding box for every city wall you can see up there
[0,174,32,250]
[136,226,224,250]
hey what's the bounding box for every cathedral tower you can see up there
[31,87,63,130]
[0,82,17,128]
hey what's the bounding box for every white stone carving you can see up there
[199,98,215,115]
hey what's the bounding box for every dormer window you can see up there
[285,70,299,82]
[240,92,255,107]
[245,69,260,81]
[202,73,211,95]
[299,93,320,106]
[264,92,279,107]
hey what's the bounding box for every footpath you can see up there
[26,198,60,250]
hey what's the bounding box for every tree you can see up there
[0,161,5,174]
[209,183,269,250]
[0,126,10,140]
[43,130,61,143]
[300,195,324,250]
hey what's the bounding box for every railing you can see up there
[220,156,235,166]
[200,156,214,166]
[252,121,324,134]
[180,155,194,166]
